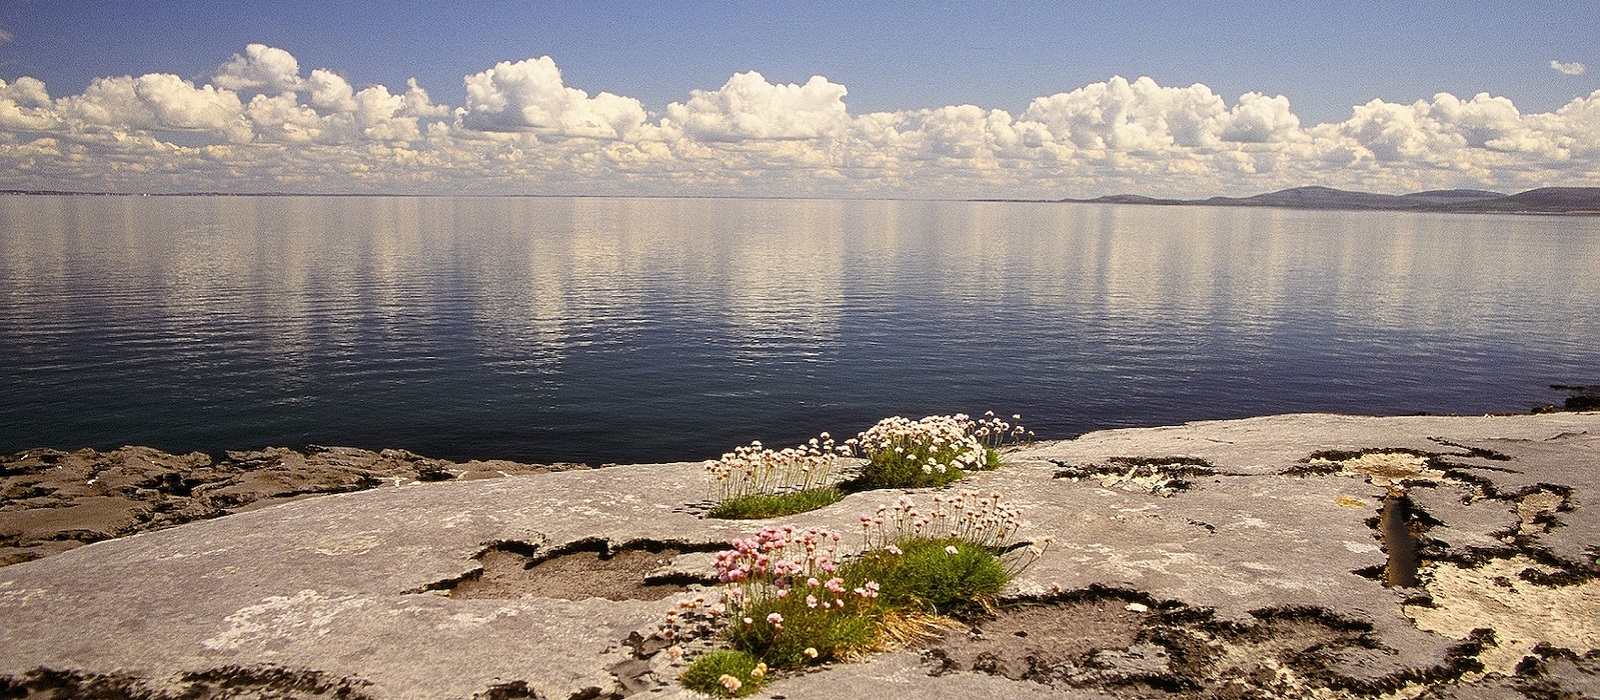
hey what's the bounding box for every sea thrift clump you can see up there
[678,524,882,688]
[676,508,1055,695]
[705,434,852,518]
[851,412,1031,488]
[971,411,1034,455]
[841,493,1055,614]
[859,492,1053,575]
[712,525,877,628]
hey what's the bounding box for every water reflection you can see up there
[0,194,1597,462]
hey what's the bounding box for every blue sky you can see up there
[0,1,1595,197]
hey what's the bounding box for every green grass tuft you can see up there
[708,488,844,519]
[854,445,971,489]
[723,595,880,668]
[840,538,1008,614]
[981,447,1002,470]
[679,649,765,697]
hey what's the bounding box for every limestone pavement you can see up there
[1,412,1597,699]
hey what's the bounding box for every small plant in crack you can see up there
[851,412,1032,489]
[703,411,1033,518]
[669,525,880,696]
[667,496,1053,697]
[853,492,1052,613]
[704,434,852,519]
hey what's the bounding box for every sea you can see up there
[1,195,1596,465]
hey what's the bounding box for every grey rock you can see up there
[0,412,1596,699]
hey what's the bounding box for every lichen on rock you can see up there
[1404,555,1600,676]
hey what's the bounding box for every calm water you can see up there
[2,195,1596,464]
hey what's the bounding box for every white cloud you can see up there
[460,56,648,140]
[1551,60,1587,76]
[2,47,1598,198]
[1220,92,1301,143]
[307,69,356,113]
[0,28,13,46]
[1022,76,1232,150]
[403,78,451,119]
[0,77,56,131]
[664,71,850,142]
[244,92,324,143]
[57,73,251,142]
[213,44,304,94]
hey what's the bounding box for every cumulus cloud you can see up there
[0,77,56,131]
[306,69,356,113]
[1220,93,1301,143]
[2,47,1598,198]
[460,56,647,140]
[1329,91,1568,167]
[1550,60,1587,76]
[57,73,251,141]
[213,44,304,94]
[0,28,13,46]
[664,71,850,141]
[1022,76,1228,150]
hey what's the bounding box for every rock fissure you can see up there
[433,538,721,602]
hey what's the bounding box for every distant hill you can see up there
[1446,187,1600,213]
[1063,186,1600,214]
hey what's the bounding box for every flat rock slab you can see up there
[0,445,589,566]
[1,413,1597,699]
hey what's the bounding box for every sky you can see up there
[0,0,1596,198]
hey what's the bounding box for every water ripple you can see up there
[2,195,1598,462]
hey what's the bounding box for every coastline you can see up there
[0,445,596,567]
[2,411,1597,698]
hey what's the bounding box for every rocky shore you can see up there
[0,446,593,567]
[1,412,1597,699]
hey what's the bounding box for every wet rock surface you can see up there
[0,445,591,566]
[0,412,1596,699]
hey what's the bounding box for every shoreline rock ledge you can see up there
[2,412,1597,699]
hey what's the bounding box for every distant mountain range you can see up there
[1057,186,1600,214]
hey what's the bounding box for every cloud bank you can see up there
[1,44,1597,198]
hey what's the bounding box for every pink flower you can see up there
[719,674,742,692]
[767,612,783,625]
[945,545,959,556]
[806,595,818,608]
